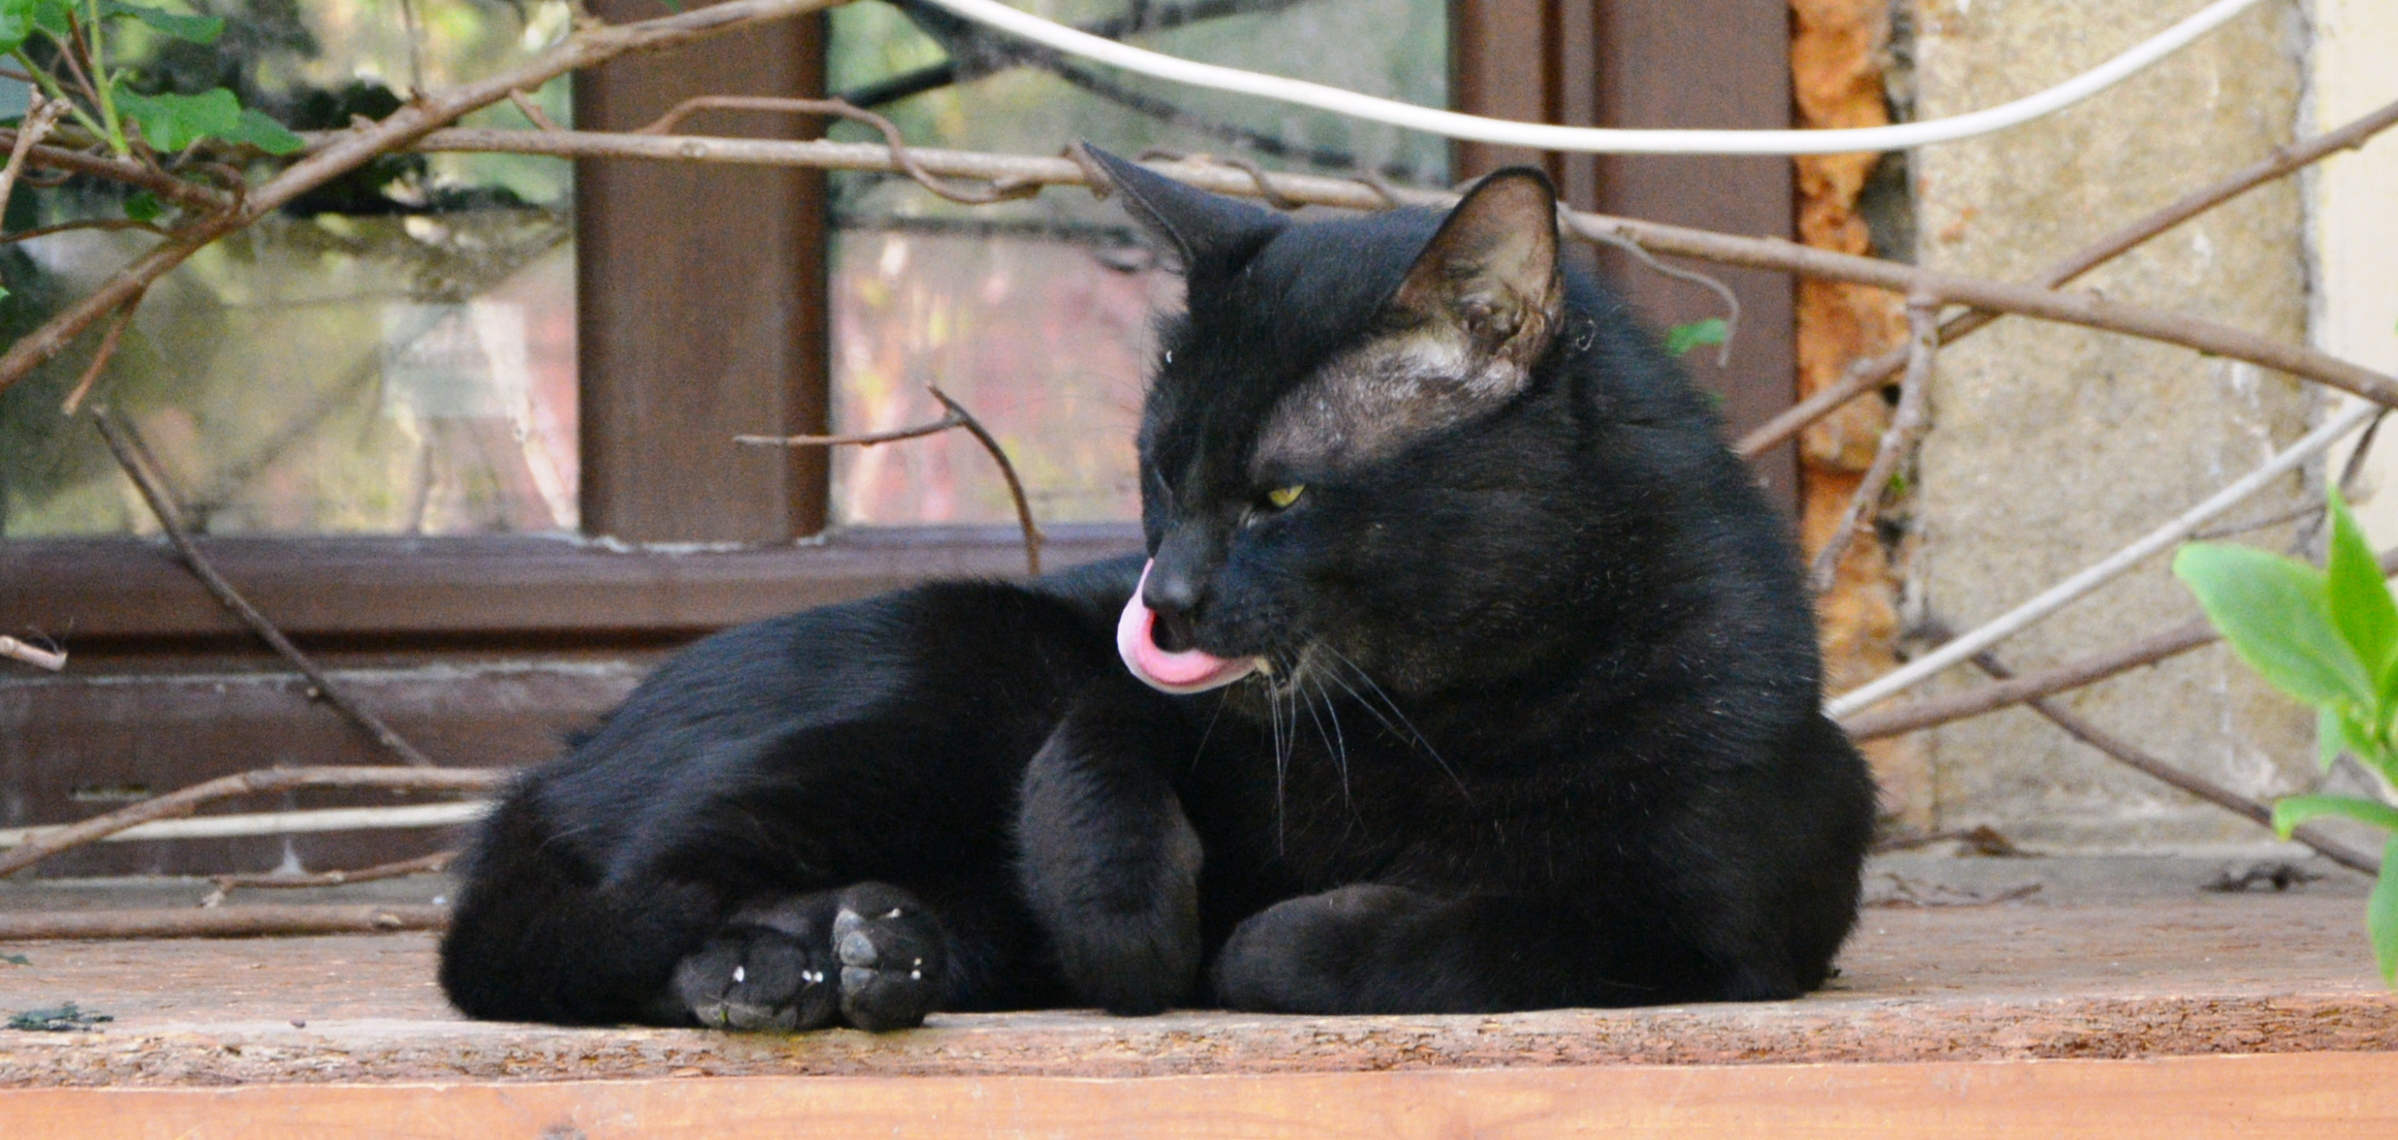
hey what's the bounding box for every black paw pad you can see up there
[830,887,945,1032]
[673,926,839,1032]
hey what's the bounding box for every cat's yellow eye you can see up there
[1266,484,1306,509]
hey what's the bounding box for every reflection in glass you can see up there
[827,0,1448,527]
[0,0,577,538]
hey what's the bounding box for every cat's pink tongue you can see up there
[1118,561,1261,694]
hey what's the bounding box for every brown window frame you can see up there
[1,0,1794,655]
[0,0,1795,876]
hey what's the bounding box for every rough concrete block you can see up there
[1905,0,2317,847]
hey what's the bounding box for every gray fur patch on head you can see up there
[1255,328,1530,471]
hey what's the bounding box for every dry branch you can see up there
[0,134,229,210]
[94,411,436,767]
[59,290,140,415]
[1809,297,1936,592]
[375,128,2398,410]
[205,850,457,906]
[0,767,501,878]
[1736,94,2398,459]
[932,386,1046,576]
[1966,649,2381,876]
[0,904,447,941]
[737,387,1046,574]
[1839,548,2398,742]
[0,634,67,672]
[0,93,70,225]
[0,0,849,395]
[638,95,1036,204]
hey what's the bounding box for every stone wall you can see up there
[1898,0,2322,848]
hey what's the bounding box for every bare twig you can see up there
[1139,147,1305,209]
[58,288,141,415]
[0,92,71,224]
[1826,401,2380,718]
[1841,618,2217,742]
[0,767,501,878]
[1839,547,2398,743]
[637,95,1037,205]
[738,389,1045,574]
[0,634,67,672]
[735,411,966,449]
[203,850,457,907]
[931,385,1045,575]
[0,133,230,211]
[1578,222,1742,367]
[506,89,565,133]
[0,0,851,395]
[1809,296,1937,591]
[92,411,436,767]
[1965,647,2381,876]
[1736,94,2398,459]
[369,129,2398,409]
[0,904,448,940]
[1,217,170,245]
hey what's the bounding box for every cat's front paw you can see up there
[829,883,946,1032]
[672,882,945,1033]
[1210,884,1418,1013]
[673,925,840,1032]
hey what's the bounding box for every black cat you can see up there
[437,150,1877,1031]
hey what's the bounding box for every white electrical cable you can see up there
[0,802,491,848]
[1826,399,2382,720]
[916,0,2268,155]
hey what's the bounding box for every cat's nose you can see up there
[1144,529,1214,650]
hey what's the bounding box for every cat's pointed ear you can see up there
[1389,168,1564,371]
[1080,143,1284,272]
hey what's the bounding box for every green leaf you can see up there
[27,0,71,38]
[1665,317,1728,358]
[223,107,303,155]
[112,88,302,155]
[98,0,221,43]
[2175,543,2373,709]
[0,952,27,966]
[2320,705,2350,771]
[2325,487,2398,691]
[2373,837,2398,986]
[122,189,160,222]
[114,86,239,152]
[0,0,38,54]
[2272,793,2398,839]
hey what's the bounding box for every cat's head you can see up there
[1089,147,1646,703]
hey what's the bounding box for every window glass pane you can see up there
[0,1,577,538]
[827,0,1448,527]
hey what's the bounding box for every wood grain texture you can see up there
[1,1053,2393,1139]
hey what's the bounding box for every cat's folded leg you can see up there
[1015,678,1204,1015]
[1210,884,1787,1014]
[671,881,947,1032]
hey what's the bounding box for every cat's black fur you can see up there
[438,151,1876,1030]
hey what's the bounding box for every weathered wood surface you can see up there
[2,1053,2394,1139]
[4,860,2395,1086]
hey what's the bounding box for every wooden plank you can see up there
[576,0,830,544]
[0,526,1140,642]
[3,1053,2393,1139]
[1588,0,1797,505]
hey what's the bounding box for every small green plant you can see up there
[1664,316,1728,359]
[2174,487,2398,983]
[0,0,301,160]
